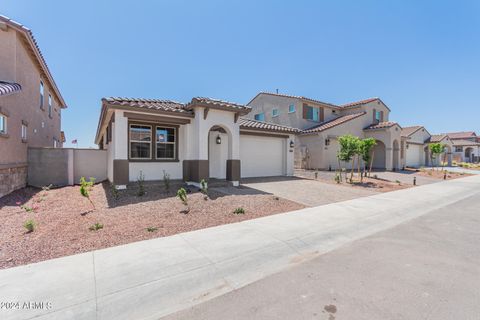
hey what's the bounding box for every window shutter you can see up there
[373,108,376,123]
[319,107,325,122]
[302,103,308,119]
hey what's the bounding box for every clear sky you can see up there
[3,0,480,147]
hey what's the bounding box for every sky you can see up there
[2,0,480,148]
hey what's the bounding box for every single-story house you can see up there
[246,92,406,171]
[94,97,297,189]
[444,131,479,163]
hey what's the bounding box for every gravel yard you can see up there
[0,182,304,269]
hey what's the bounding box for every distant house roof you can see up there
[301,112,366,134]
[0,81,21,96]
[185,97,251,115]
[0,15,67,107]
[102,97,192,116]
[248,92,389,111]
[364,121,399,131]
[401,125,423,137]
[451,139,480,147]
[247,92,338,108]
[428,134,449,143]
[239,118,299,133]
[444,131,477,140]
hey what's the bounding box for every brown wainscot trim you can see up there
[240,130,289,139]
[113,159,129,185]
[124,112,191,125]
[226,159,240,181]
[183,160,209,182]
[127,121,180,163]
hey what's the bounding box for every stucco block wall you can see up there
[28,148,107,188]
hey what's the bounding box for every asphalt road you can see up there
[163,192,480,320]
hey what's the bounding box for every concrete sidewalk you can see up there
[1,175,480,320]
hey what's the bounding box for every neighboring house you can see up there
[94,97,297,189]
[426,134,454,166]
[401,126,432,168]
[247,92,406,171]
[0,15,67,197]
[443,131,479,163]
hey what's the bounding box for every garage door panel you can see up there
[240,135,285,178]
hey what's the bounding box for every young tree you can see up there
[429,143,445,171]
[359,138,377,182]
[338,135,361,183]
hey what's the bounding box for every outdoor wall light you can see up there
[216,135,222,144]
[290,140,294,148]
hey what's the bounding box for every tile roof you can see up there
[247,92,339,108]
[401,125,423,137]
[301,112,366,134]
[186,97,251,115]
[364,121,399,131]
[340,97,379,108]
[102,97,192,115]
[0,15,66,107]
[0,81,22,96]
[451,139,480,146]
[428,134,448,143]
[444,131,477,139]
[239,118,299,133]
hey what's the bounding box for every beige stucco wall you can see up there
[0,26,63,168]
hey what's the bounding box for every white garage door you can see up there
[406,144,423,167]
[240,134,285,178]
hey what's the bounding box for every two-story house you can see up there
[444,131,480,163]
[0,15,67,197]
[247,92,406,171]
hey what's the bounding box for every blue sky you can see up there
[3,0,480,147]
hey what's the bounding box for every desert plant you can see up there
[110,183,119,200]
[334,172,341,184]
[137,171,145,196]
[20,205,34,213]
[359,138,376,181]
[89,223,104,231]
[163,170,171,192]
[233,207,245,214]
[200,179,208,199]
[23,219,36,233]
[80,177,96,211]
[177,187,188,205]
[429,143,446,171]
[395,180,401,185]
[146,226,158,232]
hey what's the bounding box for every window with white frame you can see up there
[21,124,27,140]
[288,104,295,113]
[156,126,176,159]
[0,114,6,134]
[129,124,152,159]
[40,81,44,108]
[304,105,320,121]
[272,108,279,117]
[48,94,52,117]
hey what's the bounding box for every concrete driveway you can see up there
[241,177,378,206]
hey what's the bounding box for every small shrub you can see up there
[233,207,245,214]
[20,205,34,213]
[273,196,280,200]
[110,183,119,200]
[427,170,433,176]
[395,180,401,185]
[146,226,158,232]
[177,187,188,205]
[80,177,96,211]
[334,173,341,184]
[137,171,145,197]
[373,174,378,179]
[162,170,171,192]
[200,179,208,195]
[89,223,104,231]
[23,219,36,233]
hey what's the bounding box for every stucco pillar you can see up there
[113,111,129,188]
[385,147,393,171]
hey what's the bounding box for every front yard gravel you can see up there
[0,182,304,269]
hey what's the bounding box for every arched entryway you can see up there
[392,140,400,171]
[465,147,474,163]
[208,125,232,179]
[371,140,386,169]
